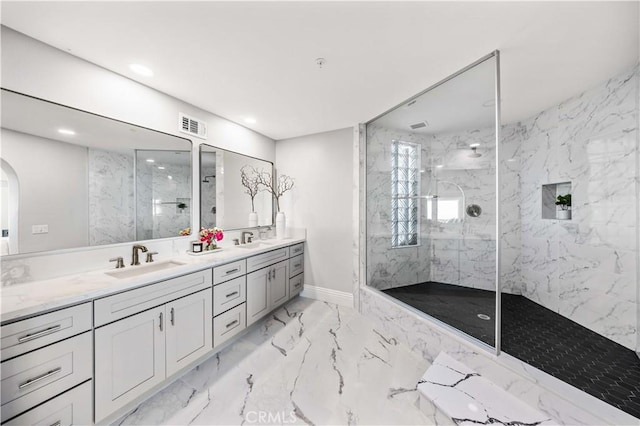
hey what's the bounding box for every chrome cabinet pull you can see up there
[294,263,301,268]
[225,268,239,275]
[50,421,62,426]
[159,312,163,331]
[170,307,175,326]
[19,367,62,389]
[294,282,302,288]
[225,319,239,329]
[225,291,239,298]
[18,325,62,343]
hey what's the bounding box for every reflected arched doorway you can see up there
[1,159,19,254]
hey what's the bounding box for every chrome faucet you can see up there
[131,244,148,265]
[240,231,254,244]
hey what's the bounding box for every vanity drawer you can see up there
[213,259,246,285]
[289,255,304,278]
[289,273,304,297]
[246,248,288,273]
[213,276,246,316]
[213,303,246,348]
[1,303,92,362]
[289,243,304,257]
[94,269,212,327]
[0,332,92,422]
[4,380,92,426]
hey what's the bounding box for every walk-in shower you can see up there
[366,52,500,347]
[363,52,640,418]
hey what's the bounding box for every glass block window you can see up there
[391,140,420,247]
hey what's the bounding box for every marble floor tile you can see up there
[114,297,434,426]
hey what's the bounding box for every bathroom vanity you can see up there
[0,238,305,425]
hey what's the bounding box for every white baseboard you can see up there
[300,285,354,308]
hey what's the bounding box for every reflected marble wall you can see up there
[518,65,639,350]
[88,149,135,245]
[136,157,191,240]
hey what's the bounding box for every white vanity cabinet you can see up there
[289,243,305,298]
[0,303,93,424]
[0,240,306,425]
[246,258,289,326]
[93,270,213,423]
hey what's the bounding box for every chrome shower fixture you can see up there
[202,175,215,183]
[469,146,482,158]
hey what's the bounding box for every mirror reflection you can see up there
[0,89,192,256]
[199,144,273,231]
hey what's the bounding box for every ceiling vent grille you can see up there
[178,113,207,139]
[410,121,428,130]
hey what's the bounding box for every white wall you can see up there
[1,129,89,253]
[276,128,353,294]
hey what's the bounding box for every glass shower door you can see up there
[365,52,500,349]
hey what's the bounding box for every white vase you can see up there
[248,211,258,227]
[276,211,286,239]
[557,209,571,220]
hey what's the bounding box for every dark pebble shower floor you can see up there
[383,281,640,419]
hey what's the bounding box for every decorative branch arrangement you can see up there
[255,171,295,213]
[240,165,261,212]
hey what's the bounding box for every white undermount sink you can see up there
[106,260,186,279]
[235,241,276,249]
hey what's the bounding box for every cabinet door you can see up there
[94,306,165,423]
[270,260,289,308]
[246,268,270,326]
[166,289,212,377]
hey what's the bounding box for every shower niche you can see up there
[541,182,572,220]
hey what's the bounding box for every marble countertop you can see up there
[0,237,305,324]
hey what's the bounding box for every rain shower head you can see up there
[202,175,216,183]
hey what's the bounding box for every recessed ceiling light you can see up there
[244,117,257,124]
[469,143,480,148]
[158,166,165,170]
[146,159,155,163]
[129,63,153,77]
[58,128,75,136]
[436,164,444,168]
[167,175,173,180]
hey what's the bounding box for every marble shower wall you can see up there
[518,64,639,350]
[366,122,518,295]
[88,149,135,245]
[136,155,191,240]
[366,124,432,290]
[428,126,498,292]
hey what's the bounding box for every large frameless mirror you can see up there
[365,53,499,348]
[0,89,193,256]
[199,144,274,231]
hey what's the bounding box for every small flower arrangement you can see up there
[200,227,224,249]
[179,227,191,236]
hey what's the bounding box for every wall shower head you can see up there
[202,175,216,183]
[469,147,482,158]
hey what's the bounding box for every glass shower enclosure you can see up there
[365,52,500,350]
